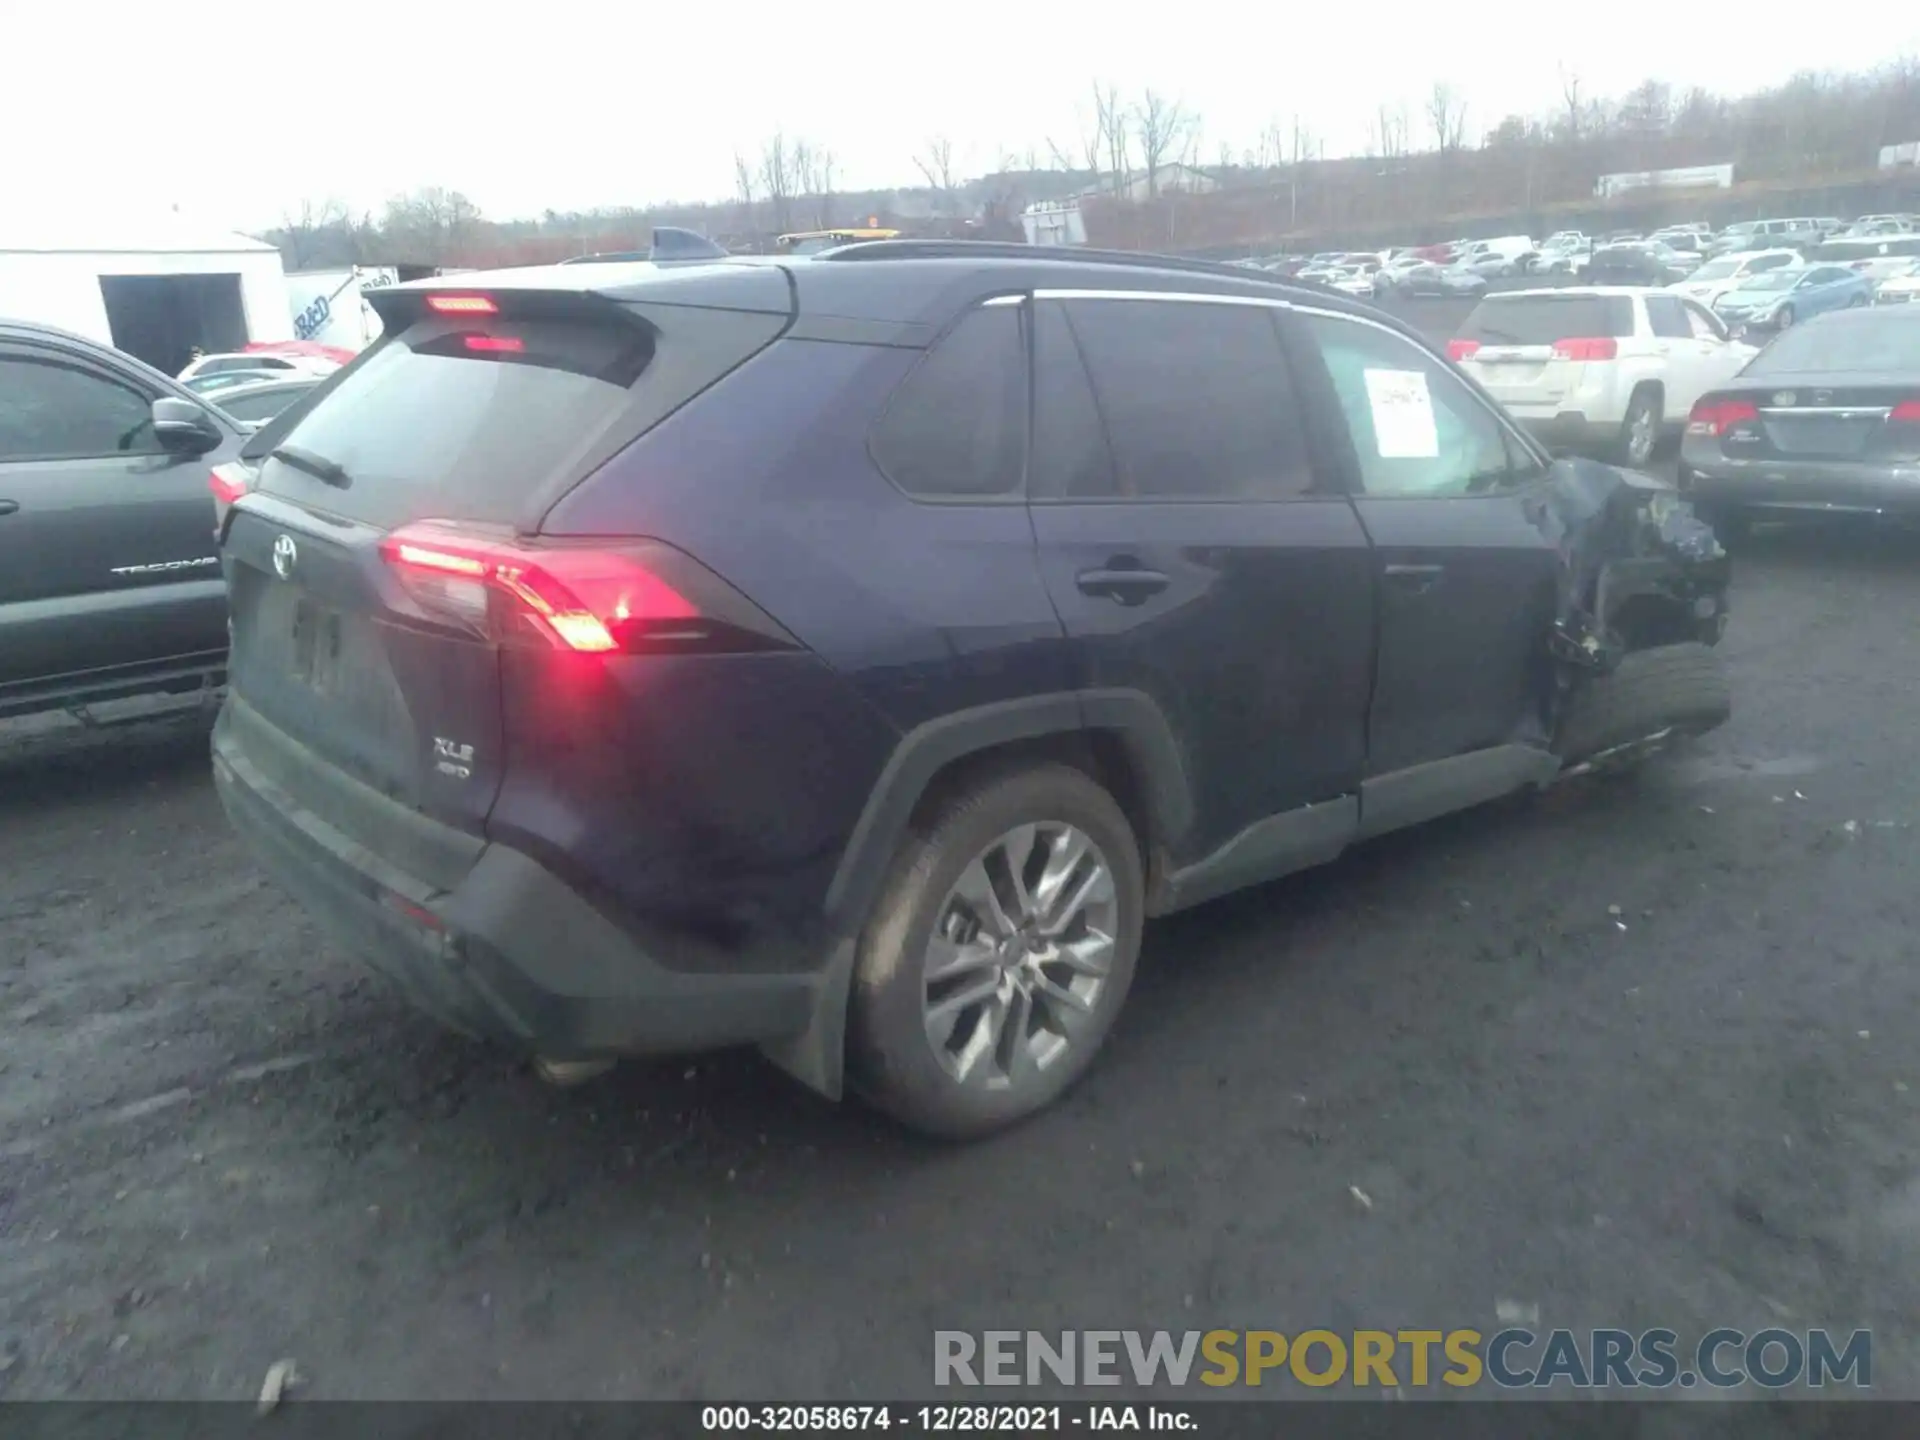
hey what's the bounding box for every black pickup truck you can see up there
[0,320,250,724]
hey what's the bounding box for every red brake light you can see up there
[426,294,498,315]
[1892,401,1920,422]
[1552,337,1618,361]
[379,523,700,654]
[463,335,524,353]
[1687,398,1759,437]
[1446,339,1481,361]
[209,463,252,505]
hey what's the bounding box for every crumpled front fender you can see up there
[1525,458,1731,677]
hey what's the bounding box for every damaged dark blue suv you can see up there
[210,241,1731,1137]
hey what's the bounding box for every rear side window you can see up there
[1457,295,1635,345]
[1061,297,1313,499]
[1645,296,1691,338]
[870,304,1026,499]
[257,302,785,529]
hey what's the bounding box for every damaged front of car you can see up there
[1526,459,1734,775]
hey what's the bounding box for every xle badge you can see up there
[433,737,475,779]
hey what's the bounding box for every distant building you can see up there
[1075,164,1221,203]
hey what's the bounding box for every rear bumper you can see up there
[1682,450,1920,518]
[212,701,818,1058]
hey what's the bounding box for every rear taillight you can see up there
[209,463,252,505]
[1552,337,1618,361]
[1687,398,1759,437]
[377,522,794,656]
[463,335,524,353]
[1446,339,1481,361]
[1891,400,1920,422]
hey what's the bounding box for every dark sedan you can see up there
[1681,306,1920,536]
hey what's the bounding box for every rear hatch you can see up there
[221,271,793,833]
[1450,293,1635,406]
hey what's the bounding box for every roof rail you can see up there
[814,239,1335,294]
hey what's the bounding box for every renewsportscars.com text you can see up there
[933,1328,1871,1390]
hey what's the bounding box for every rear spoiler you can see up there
[364,285,652,332]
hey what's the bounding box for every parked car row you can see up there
[1441,276,1920,546]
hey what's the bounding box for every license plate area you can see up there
[1763,417,1876,458]
[290,596,345,694]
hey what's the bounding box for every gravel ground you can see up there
[3,308,1919,1403]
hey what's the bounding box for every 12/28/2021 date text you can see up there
[701,1405,1198,1432]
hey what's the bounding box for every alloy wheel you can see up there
[1628,403,1657,467]
[920,823,1117,1090]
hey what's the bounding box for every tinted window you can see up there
[259,306,782,528]
[220,385,313,423]
[1744,314,1920,374]
[1061,298,1312,499]
[1645,295,1692,339]
[1749,253,1795,274]
[0,355,160,461]
[1030,301,1116,499]
[1458,294,1635,344]
[1300,312,1514,498]
[871,304,1026,499]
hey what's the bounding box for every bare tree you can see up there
[759,134,795,234]
[1132,90,1192,199]
[380,188,482,263]
[278,198,348,268]
[733,151,758,230]
[1559,67,1585,141]
[1287,115,1314,228]
[799,142,838,228]
[1370,102,1414,159]
[1093,82,1129,195]
[915,136,958,211]
[1428,82,1468,154]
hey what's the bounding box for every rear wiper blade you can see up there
[270,445,352,489]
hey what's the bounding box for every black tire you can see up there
[1612,387,1663,468]
[1777,306,1796,328]
[1557,643,1731,765]
[847,763,1144,1139]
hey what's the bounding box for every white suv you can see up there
[1448,287,1757,468]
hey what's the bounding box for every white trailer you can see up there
[283,266,401,352]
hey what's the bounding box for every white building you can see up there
[0,212,291,375]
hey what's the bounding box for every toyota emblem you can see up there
[271,534,298,580]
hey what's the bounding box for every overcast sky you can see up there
[6,3,1916,234]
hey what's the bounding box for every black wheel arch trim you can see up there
[821,688,1192,933]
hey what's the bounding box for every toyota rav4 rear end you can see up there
[211,262,903,1073]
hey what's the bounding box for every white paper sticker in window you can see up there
[1362,368,1439,459]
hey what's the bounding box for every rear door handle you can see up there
[0,500,18,517]
[1076,567,1170,604]
[1384,562,1444,594]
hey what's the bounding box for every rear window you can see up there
[1457,295,1635,345]
[254,303,784,529]
[1743,313,1920,375]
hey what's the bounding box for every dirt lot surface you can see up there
[3,306,1918,1402]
